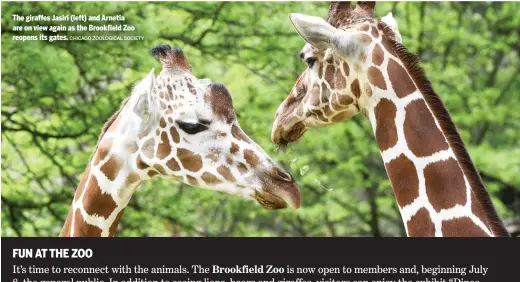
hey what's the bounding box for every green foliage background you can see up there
[1,2,519,237]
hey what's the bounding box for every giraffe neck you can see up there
[60,161,141,237]
[361,26,508,237]
[61,103,145,237]
[366,92,495,236]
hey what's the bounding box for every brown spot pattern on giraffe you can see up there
[385,154,419,207]
[170,126,180,143]
[323,104,334,117]
[82,175,117,219]
[187,82,197,95]
[160,101,167,110]
[231,124,249,142]
[177,148,203,172]
[320,83,331,104]
[335,70,346,89]
[136,155,148,170]
[325,65,335,83]
[142,138,155,159]
[424,158,467,212]
[156,132,171,160]
[244,149,260,167]
[108,209,125,237]
[127,142,138,153]
[166,85,173,98]
[74,211,102,237]
[404,99,449,157]
[357,23,370,31]
[160,118,167,128]
[100,155,124,181]
[147,170,158,177]
[441,217,489,237]
[206,148,220,162]
[230,142,239,154]
[351,79,361,98]
[125,173,140,187]
[226,157,233,165]
[166,157,181,171]
[237,163,248,174]
[374,98,398,151]
[365,86,373,97]
[201,172,222,184]
[217,165,236,182]
[60,209,73,236]
[153,164,167,175]
[215,131,227,138]
[74,166,91,201]
[94,138,112,165]
[187,175,199,186]
[371,26,380,38]
[338,94,353,107]
[342,62,350,76]
[309,85,321,106]
[357,34,372,45]
[311,108,327,121]
[368,67,387,90]
[331,111,350,122]
[325,54,334,64]
[388,59,416,98]
[372,44,384,66]
[407,208,435,237]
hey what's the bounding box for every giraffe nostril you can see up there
[273,167,293,183]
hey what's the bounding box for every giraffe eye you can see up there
[306,57,317,68]
[176,121,209,134]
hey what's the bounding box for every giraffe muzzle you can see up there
[271,120,307,146]
[255,190,289,210]
[254,188,301,210]
[256,167,301,209]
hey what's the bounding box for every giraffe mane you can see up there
[378,21,510,237]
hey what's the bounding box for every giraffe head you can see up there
[111,44,300,209]
[272,2,401,144]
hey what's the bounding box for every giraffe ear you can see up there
[289,13,338,50]
[134,68,157,123]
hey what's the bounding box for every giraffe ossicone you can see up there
[61,44,301,237]
[272,1,509,237]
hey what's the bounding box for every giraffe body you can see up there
[61,45,301,237]
[272,2,508,237]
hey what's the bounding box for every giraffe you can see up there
[60,44,301,237]
[271,2,509,237]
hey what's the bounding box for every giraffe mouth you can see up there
[254,190,289,210]
[272,121,307,146]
